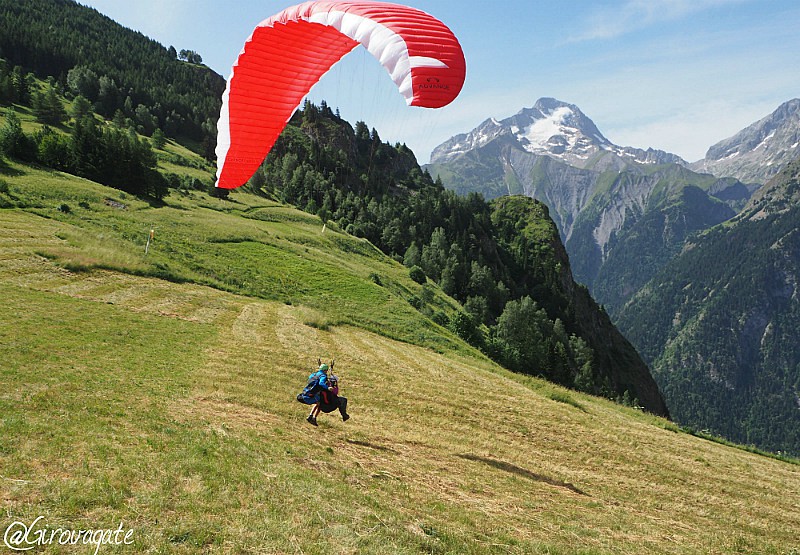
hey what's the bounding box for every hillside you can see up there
[489,196,665,414]
[617,157,800,456]
[0,91,668,413]
[247,103,667,414]
[1,164,799,553]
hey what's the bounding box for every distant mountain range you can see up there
[425,98,762,312]
[427,96,800,455]
[431,96,800,187]
[431,97,685,169]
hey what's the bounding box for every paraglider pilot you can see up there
[297,359,349,426]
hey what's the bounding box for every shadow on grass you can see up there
[140,194,168,208]
[546,390,588,412]
[459,454,588,496]
[0,163,24,177]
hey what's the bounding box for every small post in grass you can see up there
[145,226,155,254]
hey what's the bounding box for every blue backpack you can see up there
[297,370,325,405]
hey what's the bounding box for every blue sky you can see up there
[80,0,800,163]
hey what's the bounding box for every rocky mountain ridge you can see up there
[691,98,800,185]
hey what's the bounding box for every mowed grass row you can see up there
[0,166,799,553]
[1,162,466,354]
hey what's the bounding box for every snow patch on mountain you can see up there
[519,106,574,148]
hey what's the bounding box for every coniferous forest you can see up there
[0,0,224,149]
[0,61,167,199]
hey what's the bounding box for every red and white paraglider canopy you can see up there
[215,1,466,189]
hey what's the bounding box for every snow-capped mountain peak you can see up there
[428,117,507,162]
[430,97,683,168]
[509,99,612,160]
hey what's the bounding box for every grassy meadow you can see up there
[1,161,799,554]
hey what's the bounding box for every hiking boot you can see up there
[306,415,317,426]
[342,413,350,422]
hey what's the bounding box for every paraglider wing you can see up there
[215,1,466,189]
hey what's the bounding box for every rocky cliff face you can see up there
[691,99,800,185]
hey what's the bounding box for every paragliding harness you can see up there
[302,373,324,397]
[318,374,338,405]
[318,373,349,419]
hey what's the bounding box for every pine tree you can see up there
[32,85,67,125]
[0,108,32,160]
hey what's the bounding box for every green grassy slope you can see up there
[1,166,799,554]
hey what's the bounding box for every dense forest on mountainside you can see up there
[618,158,800,455]
[0,0,224,150]
[0,59,179,199]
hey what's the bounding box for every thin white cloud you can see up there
[604,99,776,162]
[569,0,750,42]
